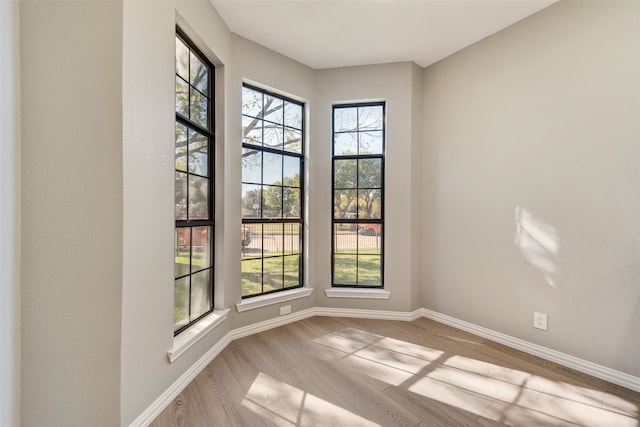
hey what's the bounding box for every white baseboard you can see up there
[418,308,640,393]
[131,307,640,426]
[130,332,234,427]
[314,306,421,321]
[230,307,317,341]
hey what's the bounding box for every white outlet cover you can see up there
[280,305,291,316]
[534,312,548,331]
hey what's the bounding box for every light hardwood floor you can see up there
[151,317,640,426]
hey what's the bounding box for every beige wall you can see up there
[120,1,232,424]
[15,1,640,425]
[20,1,123,425]
[421,0,640,376]
[315,62,423,311]
[226,35,317,329]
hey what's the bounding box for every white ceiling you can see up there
[211,0,557,70]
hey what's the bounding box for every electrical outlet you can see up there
[280,305,291,316]
[534,312,548,331]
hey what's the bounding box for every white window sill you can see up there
[236,287,313,313]
[324,288,391,299]
[167,308,230,363]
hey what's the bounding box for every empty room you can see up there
[1,0,639,426]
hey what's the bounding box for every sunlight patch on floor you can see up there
[242,372,380,427]
[417,356,638,427]
[310,328,639,427]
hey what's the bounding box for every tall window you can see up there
[332,103,384,287]
[174,30,215,334]
[241,84,304,298]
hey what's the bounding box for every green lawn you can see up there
[242,255,300,297]
[174,249,210,328]
[333,254,382,285]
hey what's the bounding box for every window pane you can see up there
[334,107,357,132]
[243,116,262,146]
[284,255,300,288]
[284,129,302,153]
[188,175,209,220]
[284,188,300,218]
[283,223,301,255]
[242,87,263,118]
[176,76,189,117]
[242,223,260,259]
[190,52,208,94]
[242,258,262,297]
[263,125,283,149]
[175,37,189,80]
[240,85,304,299]
[334,189,357,219]
[242,149,262,184]
[263,95,283,124]
[175,228,190,278]
[332,102,383,290]
[241,184,261,218]
[334,254,357,284]
[190,87,208,129]
[264,256,284,292]
[358,158,382,188]
[174,277,189,329]
[358,189,382,219]
[358,255,382,285]
[190,269,211,319]
[188,129,208,176]
[263,222,284,256]
[358,105,383,130]
[263,185,282,218]
[175,123,187,172]
[334,132,357,156]
[334,225,357,254]
[359,131,383,155]
[262,152,283,185]
[175,172,187,220]
[282,156,300,186]
[175,32,215,334]
[191,226,212,271]
[334,159,357,189]
[284,101,302,129]
[358,224,382,253]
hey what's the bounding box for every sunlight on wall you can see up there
[515,205,560,288]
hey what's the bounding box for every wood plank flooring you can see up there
[150,317,640,426]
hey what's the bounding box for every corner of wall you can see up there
[410,62,424,310]
[0,2,21,425]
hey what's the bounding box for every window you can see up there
[174,30,215,335]
[332,103,384,287]
[241,84,304,298]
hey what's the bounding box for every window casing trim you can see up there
[174,27,216,336]
[168,309,230,363]
[236,287,313,313]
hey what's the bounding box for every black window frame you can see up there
[241,83,305,299]
[331,102,385,288]
[174,28,216,336]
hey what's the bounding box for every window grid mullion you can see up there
[188,228,193,321]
